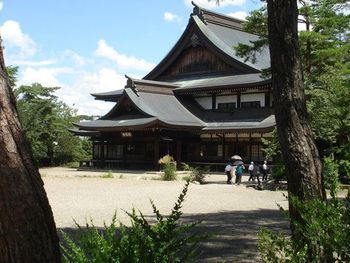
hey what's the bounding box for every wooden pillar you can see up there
[222,133,226,161]
[237,92,241,108]
[100,143,105,168]
[154,138,160,170]
[212,93,217,110]
[249,133,252,161]
[122,142,127,168]
[265,92,271,108]
[176,140,182,167]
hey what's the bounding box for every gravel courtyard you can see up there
[41,167,290,262]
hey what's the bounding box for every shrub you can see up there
[159,155,177,181]
[338,159,350,184]
[271,165,286,183]
[61,181,206,263]
[259,192,350,263]
[323,156,339,197]
[101,170,114,178]
[182,163,208,184]
[162,162,177,181]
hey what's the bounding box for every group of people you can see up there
[225,160,269,185]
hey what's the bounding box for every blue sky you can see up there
[0,0,262,115]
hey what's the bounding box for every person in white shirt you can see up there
[224,162,233,184]
[262,160,269,181]
[248,161,255,181]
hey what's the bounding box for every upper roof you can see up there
[144,3,269,80]
[92,74,271,101]
[173,73,271,94]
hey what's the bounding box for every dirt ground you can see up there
[41,167,290,262]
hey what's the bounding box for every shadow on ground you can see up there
[59,209,289,263]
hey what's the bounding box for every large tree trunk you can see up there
[0,39,61,262]
[266,0,326,218]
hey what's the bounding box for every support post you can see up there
[176,140,182,168]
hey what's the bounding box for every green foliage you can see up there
[259,192,350,263]
[338,159,350,184]
[61,181,206,263]
[159,155,177,181]
[101,170,114,179]
[322,157,339,197]
[6,65,18,89]
[162,162,177,181]
[271,165,286,183]
[15,83,90,166]
[261,128,281,161]
[259,228,308,263]
[182,163,208,184]
[234,6,269,67]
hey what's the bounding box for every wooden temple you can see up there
[72,3,275,170]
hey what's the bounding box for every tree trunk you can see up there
[266,0,326,218]
[0,39,61,262]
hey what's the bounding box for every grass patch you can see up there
[101,170,114,179]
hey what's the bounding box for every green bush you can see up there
[162,162,177,181]
[61,181,206,263]
[182,163,208,184]
[101,170,114,179]
[323,157,339,197]
[338,159,350,184]
[271,165,286,183]
[259,192,350,263]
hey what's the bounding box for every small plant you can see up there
[118,174,124,179]
[162,162,177,181]
[65,162,80,168]
[101,170,113,178]
[61,181,206,262]
[182,163,208,184]
[159,155,177,181]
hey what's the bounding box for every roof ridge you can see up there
[191,1,244,30]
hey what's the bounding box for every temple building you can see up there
[72,4,275,170]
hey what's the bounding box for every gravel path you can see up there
[42,167,290,262]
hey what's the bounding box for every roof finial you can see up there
[124,75,139,95]
[192,1,201,15]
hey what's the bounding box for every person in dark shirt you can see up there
[235,163,245,185]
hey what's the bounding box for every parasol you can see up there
[231,155,242,161]
[233,160,244,166]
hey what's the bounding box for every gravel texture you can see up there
[41,167,290,262]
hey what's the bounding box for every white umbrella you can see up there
[231,155,242,160]
[233,160,244,166]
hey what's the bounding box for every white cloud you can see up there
[185,0,246,9]
[64,50,86,66]
[164,12,181,23]
[12,59,57,67]
[95,40,155,72]
[0,20,36,58]
[227,11,247,20]
[57,67,126,115]
[0,2,3,11]
[19,67,73,87]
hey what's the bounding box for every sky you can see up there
[0,0,263,116]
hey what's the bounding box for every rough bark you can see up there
[266,0,326,211]
[0,39,61,262]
